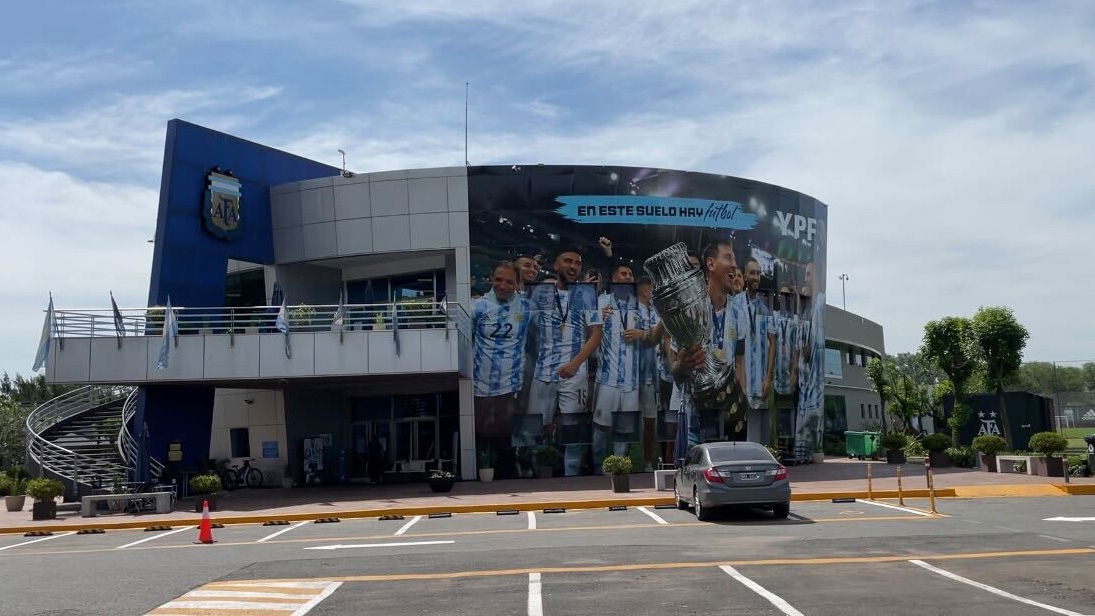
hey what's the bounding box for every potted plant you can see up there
[281,463,294,489]
[145,306,165,335]
[189,473,222,512]
[880,432,908,464]
[536,445,562,478]
[477,448,495,482]
[427,469,456,493]
[26,478,66,520]
[921,433,952,468]
[811,441,825,464]
[290,304,316,328]
[1028,432,1069,477]
[602,454,633,493]
[971,434,1008,472]
[3,469,28,513]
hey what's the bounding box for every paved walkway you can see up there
[3,457,1092,534]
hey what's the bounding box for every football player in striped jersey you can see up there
[593,264,644,470]
[733,257,776,444]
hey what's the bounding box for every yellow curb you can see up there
[1060,484,1095,496]
[951,484,1068,498]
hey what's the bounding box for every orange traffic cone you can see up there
[195,500,215,544]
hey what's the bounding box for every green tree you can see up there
[1011,362,1086,395]
[0,372,73,408]
[1083,362,1095,392]
[0,397,28,469]
[971,306,1029,449]
[921,317,981,446]
[865,357,890,432]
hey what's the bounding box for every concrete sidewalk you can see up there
[3,458,1092,535]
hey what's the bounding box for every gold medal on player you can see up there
[713,347,726,363]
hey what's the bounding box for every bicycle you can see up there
[221,458,264,490]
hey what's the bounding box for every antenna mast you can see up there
[464,81,469,167]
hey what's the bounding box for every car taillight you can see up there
[774,465,787,481]
[702,467,725,484]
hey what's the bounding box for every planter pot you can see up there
[927,451,952,468]
[811,453,825,464]
[428,476,456,493]
[537,466,554,479]
[610,474,630,493]
[478,468,494,482]
[194,495,218,512]
[31,501,57,521]
[886,450,907,465]
[977,453,998,473]
[1030,456,1066,477]
[281,478,294,489]
[4,495,26,512]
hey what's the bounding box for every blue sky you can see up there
[2,0,1094,379]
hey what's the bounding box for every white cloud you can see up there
[3,0,1094,379]
[0,162,157,377]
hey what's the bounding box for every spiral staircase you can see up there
[25,386,163,499]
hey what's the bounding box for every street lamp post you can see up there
[839,273,849,310]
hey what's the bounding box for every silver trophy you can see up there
[644,243,746,422]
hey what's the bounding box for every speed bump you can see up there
[23,531,53,537]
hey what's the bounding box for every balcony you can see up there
[44,301,472,385]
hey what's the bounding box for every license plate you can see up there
[737,472,759,481]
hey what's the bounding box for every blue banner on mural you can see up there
[554,195,759,230]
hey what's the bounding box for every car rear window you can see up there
[707,445,772,463]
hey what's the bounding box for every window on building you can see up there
[230,428,251,458]
[824,347,843,378]
[860,403,865,419]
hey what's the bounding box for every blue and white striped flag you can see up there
[391,302,401,356]
[31,294,54,372]
[331,292,345,333]
[275,297,291,359]
[156,297,179,370]
[110,291,126,338]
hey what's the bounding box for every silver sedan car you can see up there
[674,441,792,521]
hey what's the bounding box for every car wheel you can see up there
[694,487,712,521]
[772,502,790,519]
[674,483,688,510]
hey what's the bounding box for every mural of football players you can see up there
[770,279,800,429]
[526,248,603,476]
[796,259,826,446]
[671,239,742,449]
[734,256,776,445]
[472,262,531,466]
[636,277,663,471]
[593,264,644,471]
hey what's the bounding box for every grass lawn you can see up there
[1060,427,1094,452]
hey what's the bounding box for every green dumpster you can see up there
[844,431,881,460]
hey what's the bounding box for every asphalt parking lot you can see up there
[1,497,1093,615]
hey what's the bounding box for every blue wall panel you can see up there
[141,120,340,472]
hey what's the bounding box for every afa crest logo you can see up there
[203,169,242,240]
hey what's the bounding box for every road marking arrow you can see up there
[305,540,455,551]
[1043,517,1095,522]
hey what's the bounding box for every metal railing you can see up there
[117,388,165,480]
[52,301,460,338]
[26,385,135,490]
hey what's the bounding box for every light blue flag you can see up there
[391,302,401,356]
[276,298,291,359]
[331,292,345,333]
[31,294,54,372]
[156,297,179,370]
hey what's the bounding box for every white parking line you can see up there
[720,565,804,616]
[861,499,934,517]
[0,531,76,552]
[528,572,543,616]
[909,560,1089,616]
[1037,534,1073,543]
[394,516,422,536]
[527,511,537,530]
[116,526,191,549]
[637,506,669,525]
[257,520,310,543]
